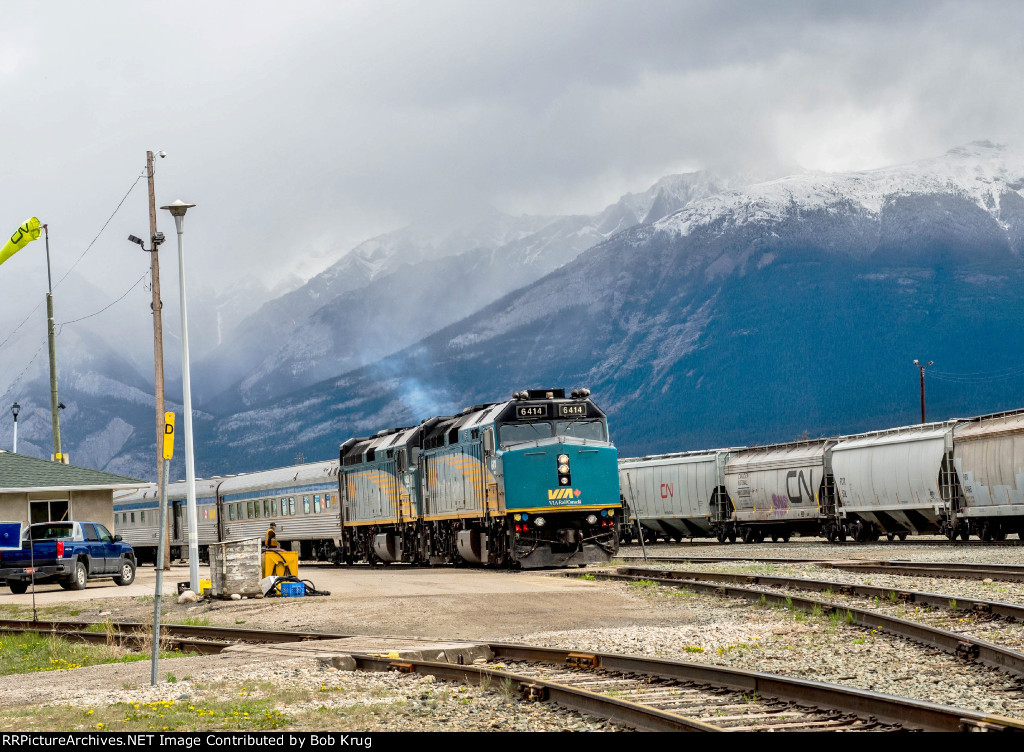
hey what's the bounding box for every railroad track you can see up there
[1,619,1019,731]
[585,569,1024,678]
[617,554,1024,582]
[353,644,1023,731]
[621,538,1024,548]
[613,566,1024,623]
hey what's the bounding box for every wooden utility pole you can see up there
[147,151,170,570]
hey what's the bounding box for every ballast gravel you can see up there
[0,653,617,732]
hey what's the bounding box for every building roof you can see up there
[0,451,149,493]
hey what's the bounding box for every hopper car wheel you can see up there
[960,526,970,541]
[782,531,791,543]
[886,533,896,542]
[898,532,907,541]
[716,531,727,543]
[943,524,955,540]
[728,530,737,543]
[741,528,753,544]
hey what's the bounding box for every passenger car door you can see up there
[93,524,119,573]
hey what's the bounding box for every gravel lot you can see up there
[3,541,1024,730]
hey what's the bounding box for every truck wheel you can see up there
[114,559,136,586]
[7,580,28,594]
[67,560,88,591]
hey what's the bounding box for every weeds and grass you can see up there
[683,644,705,653]
[577,573,596,581]
[0,632,184,676]
[167,616,212,627]
[949,599,958,612]
[852,636,867,645]
[888,590,899,603]
[811,603,824,618]
[628,579,658,589]
[673,588,697,599]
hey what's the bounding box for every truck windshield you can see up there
[28,524,73,541]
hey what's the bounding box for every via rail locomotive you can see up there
[114,388,621,568]
[619,408,1024,544]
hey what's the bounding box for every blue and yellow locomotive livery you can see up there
[340,388,621,568]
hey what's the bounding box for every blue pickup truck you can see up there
[0,521,137,594]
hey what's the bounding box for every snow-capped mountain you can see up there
[197,142,1024,472]
[199,167,773,410]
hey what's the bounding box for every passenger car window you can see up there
[314,495,321,513]
[289,497,296,515]
[303,496,310,514]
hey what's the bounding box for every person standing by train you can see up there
[264,521,279,548]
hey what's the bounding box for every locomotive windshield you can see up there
[499,422,552,446]
[498,418,608,447]
[555,419,606,441]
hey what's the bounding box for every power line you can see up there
[56,270,149,335]
[0,166,146,354]
[0,269,151,411]
[53,168,146,291]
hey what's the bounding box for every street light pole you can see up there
[161,199,199,591]
[914,359,933,424]
[10,403,19,453]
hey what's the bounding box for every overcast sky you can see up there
[0,0,1022,321]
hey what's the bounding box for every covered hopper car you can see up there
[618,408,1024,544]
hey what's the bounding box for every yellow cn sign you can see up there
[162,412,175,460]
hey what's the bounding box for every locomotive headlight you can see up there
[557,454,569,464]
[534,516,546,528]
[560,477,570,485]
[558,464,570,474]
[586,514,598,525]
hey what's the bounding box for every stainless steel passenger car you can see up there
[113,478,221,563]
[218,460,341,560]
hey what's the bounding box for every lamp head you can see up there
[160,199,196,217]
[913,359,919,365]
[128,234,145,247]
[11,403,20,418]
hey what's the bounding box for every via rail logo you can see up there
[547,488,583,505]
